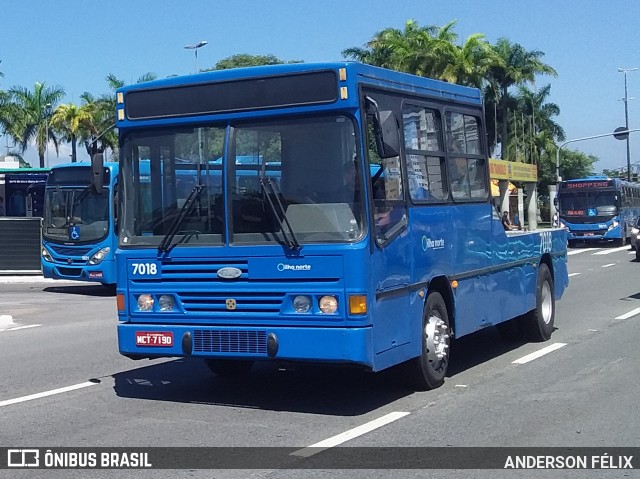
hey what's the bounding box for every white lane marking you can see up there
[0,381,98,408]
[291,411,410,457]
[3,324,42,332]
[594,246,631,255]
[615,307,640,320]
[512,343,567,364]
[567,248,600,256]
[601,263,615,268]
[568,273,581,277]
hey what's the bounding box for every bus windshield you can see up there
[43,187,111,242]
[120,114,363,247]
[558,191,618,217]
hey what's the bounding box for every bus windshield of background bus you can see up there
[558,191,618,217]
[120,115,364,247]
[43,186,110,242]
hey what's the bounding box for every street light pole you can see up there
[618,67,638,181]
[184,40,208,73]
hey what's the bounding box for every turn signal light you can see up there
[116,293,125,312]
[349,295,367,315]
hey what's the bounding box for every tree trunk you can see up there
[39,154,45,169]
[71,134,77,163]
[500,86,509,160]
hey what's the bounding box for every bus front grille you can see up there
[193,330,267,354]
[178,291,285,313]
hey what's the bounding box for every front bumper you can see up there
[118,323,373,367]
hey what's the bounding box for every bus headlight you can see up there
[319,295,338,314]
[608,221,619,232]
[41,247,53,262]
[137,294,154,311]
[158,295,175,312]
[88,247,111,265]
[293,295,311,313]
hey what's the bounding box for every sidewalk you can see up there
[0,275,92,284]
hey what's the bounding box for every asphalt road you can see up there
[1,244,639,478]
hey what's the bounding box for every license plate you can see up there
[584,233,594,236]
[135,331,174,347]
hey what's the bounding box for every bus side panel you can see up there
[446,204,498,337]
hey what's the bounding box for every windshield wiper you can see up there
[259,172,300,250]
[157,184,206,253]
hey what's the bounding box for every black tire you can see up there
[519,263,555,342]
[636,249,640,262]
[403,292,451,391]
[205,359,254,378]
[102,283,117,294]
[567,240,576,248]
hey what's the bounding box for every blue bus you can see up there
[41,162,119,286]
[557,176,640,247]
[109,62,569,390]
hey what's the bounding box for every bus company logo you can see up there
[217,267,243,279]
[540,231,553,253]
[8,449,39,467]
[422,236,445,251]
[277,263,312,272]
[225,299,237,310]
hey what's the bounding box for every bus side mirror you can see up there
[92,153,104,194]
[377,110,400,158]
[365,96,400,159]
[553,197,558,207]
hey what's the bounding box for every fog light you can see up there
[138,294,154,311]
[158,295,175,312]
[293,295,311,313]
[319,295,338,314]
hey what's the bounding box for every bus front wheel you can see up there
[404,292,451,391]
[520,263,555,342]
[205,359,254,378]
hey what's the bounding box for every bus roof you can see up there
[50,161,119,172]
[116,62,482,126]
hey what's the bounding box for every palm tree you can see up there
[440,33,502,88]
[7,82,65,168]
[50,103,93,163]
[486,38,557,159]
[342,20,457,78]
[78,72,157,160]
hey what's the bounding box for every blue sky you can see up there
[1,0,639,172]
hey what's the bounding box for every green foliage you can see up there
[537,148,597,192]
[204,54,302,71]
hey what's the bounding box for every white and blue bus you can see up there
[41,162,119,286]
[557,176,640,247]
[108,62,569,390]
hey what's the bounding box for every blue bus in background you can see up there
[41,162,119,287]
[557,176,640,247]
[110,62,569,390]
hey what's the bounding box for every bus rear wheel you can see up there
[404,292,451,391]
[520,263,555,342]
[205,359,254,378]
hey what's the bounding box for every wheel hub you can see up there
[425,315,450,363]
